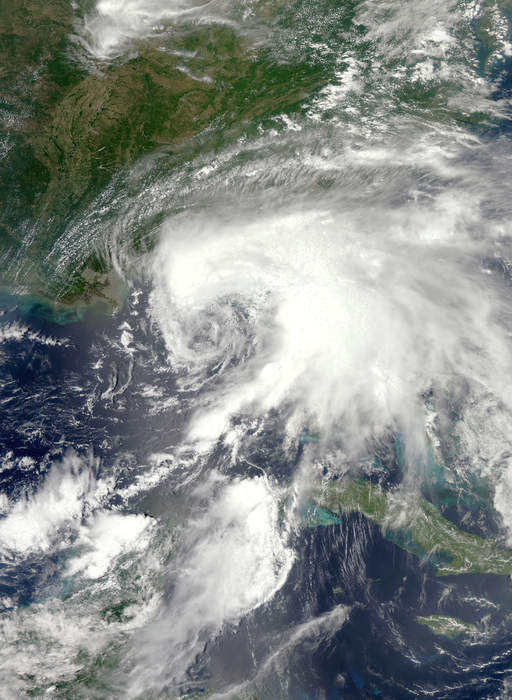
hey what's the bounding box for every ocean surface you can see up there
[2,0,512,697]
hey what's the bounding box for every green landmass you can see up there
[101,599,136,624]
[1,0,508,309]
[0,0,337,306]
[417,614,476,639]
[313,477,512,576]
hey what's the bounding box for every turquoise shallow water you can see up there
[3,0,512,697]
